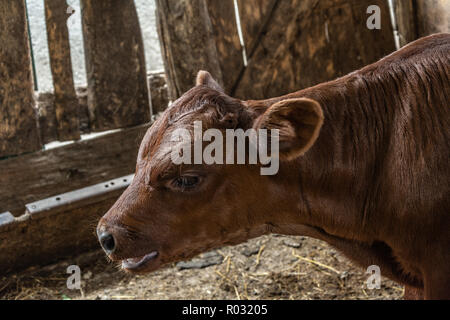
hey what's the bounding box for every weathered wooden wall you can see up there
[0,175,132,274]
[394,0,417,46]
[234,0,396,100]
[395,0,450,47]
[0,0,41,158]
[236,0,276,59]
[157,0,397,101]
[0,0,158,276]
[81,0,151,131]
[1,0,157,158]
[159,0,449,100]
[415,0,450,37]
[205,0,244,94]
[0,201,110,274]
[0,124,149,216]
[35,72,167,145]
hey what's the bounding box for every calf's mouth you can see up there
[121,251,159,272]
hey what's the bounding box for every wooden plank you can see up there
[394,0,417,47]
[156,0,242,98]
[233,0,396,100]
[394,0,449,47]
[80,0,151,131]
[237,0,278,58]
[415,0,450,37]
[0,124,150,216]
[44,0,80,141]
[36,92,58,144]
[0,176,132,275]
[205,0,243,94]
[0,0,41,158]
[156,0,223,99]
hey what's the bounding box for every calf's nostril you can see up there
[99,232,116,254]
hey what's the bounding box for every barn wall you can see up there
[395,0,450,47]
[157,0,397,101]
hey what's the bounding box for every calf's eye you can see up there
[172,176,200,191]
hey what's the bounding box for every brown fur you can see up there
[98,34,450,299]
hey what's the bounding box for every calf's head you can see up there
[97,71,324,273]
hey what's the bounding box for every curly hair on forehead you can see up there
[166,86,245,127]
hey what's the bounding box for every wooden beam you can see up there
[80,0,151,131]
[394,0,417,47]
[205,0,244,94]
[0,124,150,216]
[0,0,41,158]
[44,0,80,141]
[156,0,223,99]
[0,175,132,275]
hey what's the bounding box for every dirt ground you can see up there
[0,234,404,300]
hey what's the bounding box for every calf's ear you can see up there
[253,98,324,160]
[196,70,224,93]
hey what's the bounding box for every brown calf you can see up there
[97,33,450,299]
